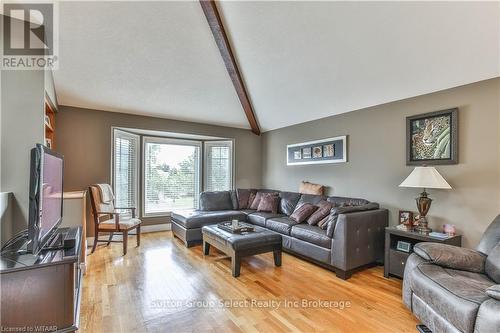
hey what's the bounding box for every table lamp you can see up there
[399,166,452,234]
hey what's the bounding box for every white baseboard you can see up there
[86,223,171,246]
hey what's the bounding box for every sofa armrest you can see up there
[331,208,388,271]
[414,243,486,273]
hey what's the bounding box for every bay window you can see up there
[143,138,201,215]
[204,141,233,192]
[112,129,139,211]
[112,129,234,218]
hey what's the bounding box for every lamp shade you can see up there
[399,167,452,189]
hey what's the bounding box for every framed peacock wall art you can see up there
[406,108,458,165]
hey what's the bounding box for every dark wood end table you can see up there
[384,226,462,279]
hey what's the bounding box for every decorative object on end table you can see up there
[399,166,452,234]
[287,136,347,165]
[398,210,413,229]
[406,108,458,165]
[443,224,456,236]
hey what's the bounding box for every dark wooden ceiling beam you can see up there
[199,0,261,135]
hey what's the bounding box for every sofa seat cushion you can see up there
[410,263,495,333]
[171,210,247,229]
[247,212,285,227]
[266,217,300,235]
[291,224,331,249]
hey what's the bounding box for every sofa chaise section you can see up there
[171,209,246,248]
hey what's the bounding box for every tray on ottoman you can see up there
[202,223,282,277]
[217,221,255,234]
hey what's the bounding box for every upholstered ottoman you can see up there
[201,224,282,277]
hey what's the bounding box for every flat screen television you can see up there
[27,144,64,254]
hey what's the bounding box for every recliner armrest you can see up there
[413,242,486,273]
[486,285,500,301]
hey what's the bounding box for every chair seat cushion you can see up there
[247,212,285,227]
[171,210,247,229]
[410,263,495,333]
[100,217,141,230]
[291,224,332,249]
[266,217,300,235]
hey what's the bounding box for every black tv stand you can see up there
[1,227,83,333]
[43,231,64,250]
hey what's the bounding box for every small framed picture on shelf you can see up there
[399,210,413,226]
[44,115,51,128]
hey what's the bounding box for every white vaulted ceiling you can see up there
[54,1,500,132]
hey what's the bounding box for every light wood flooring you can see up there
[79,231,418,333]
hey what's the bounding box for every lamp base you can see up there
[415,216,432,234]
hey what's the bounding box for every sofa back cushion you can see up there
[327,196,369,207]
[326,202,380,237]
[279,191,301,215]
[200,191,233,211]
[477,214,500,255]
[290,203,318,223]
[230,190,239,210]
[485,243,500,283]
[296,194,326,208]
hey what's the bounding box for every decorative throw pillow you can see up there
[247,192,257,209]
[307,201,334,225]
[257,194,280,214]
[290,203,318,223]
[237,189,253,209]
[299,181,325,195]
[317,215,330,230]
[250,191,278,210]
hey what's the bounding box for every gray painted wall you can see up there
[262,78,500,248]
[55,106,262,233]
[1,47,46,239]
[0,15,58,245]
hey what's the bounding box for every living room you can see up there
[1,1,499,333]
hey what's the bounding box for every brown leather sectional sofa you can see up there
[171,189,388,279]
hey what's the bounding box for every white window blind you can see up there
[113,130,139,210]
[144,138,201,215]
[204,141,233,192]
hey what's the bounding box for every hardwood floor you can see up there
[79,231,419,333]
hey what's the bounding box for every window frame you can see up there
[111,128,140,214]
[203,140,234,192]
[142,136,202,218]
